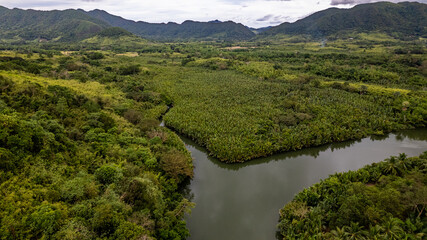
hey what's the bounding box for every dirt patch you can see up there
[117,52,139,57]
[61,51,73,56]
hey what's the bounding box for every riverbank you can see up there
[183,129,427,240]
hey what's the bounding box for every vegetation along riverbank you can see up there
[278,152,427,239]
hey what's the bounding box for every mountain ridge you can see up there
[0,1,426,42]
[262,1,427,38]
[0,7,110,41]
[86,9,256,41]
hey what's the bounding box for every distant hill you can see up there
[0,7,110,41]
[86,9,255,41]
[96,27,133,38]
[1,1,426,42]
[263,2,427,38]
[249,26,272,35]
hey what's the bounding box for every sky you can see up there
[0,0,426,28]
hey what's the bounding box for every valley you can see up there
[0,1,426,239]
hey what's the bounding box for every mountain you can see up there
[1,1,425,42]
[249,26,272,34]
[0,6,254,42]
[86,9,255,41]
[0,7,110,41]
[263,2,427,38]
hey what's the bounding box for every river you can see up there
[183,129,427,240]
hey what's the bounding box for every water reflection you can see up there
[184,129,427,240]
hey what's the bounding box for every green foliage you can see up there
[126,147,157,167]
[0,7,110,41]
[119,64,141,75]
[160,149,194,181]
[97,27,133,38]
[28,202,68,239]
[1,34,426,164]
[157,65,426,162]
[113,221,147,240]
[122,175,166,213]
[95,164,123,185]
[0,57,193,240]
[87,10,255,41]
[0,147,16,172]
[263,2,427,39]
[0,33,425,239]
[61,172,98,203]
[55,220,93,240]
[85,51,104,60]
[278,153,427,239]
[91,200,123,236]
[0,57,49,75]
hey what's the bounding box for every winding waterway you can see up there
[183,129,427,240]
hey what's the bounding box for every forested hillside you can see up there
[278,152,427,239]
[0,52,194,239]
[1,2,426,42]
[0,7,109,41]
[263,2,427,39]
[0,6,255,42]
[86,10,256,41]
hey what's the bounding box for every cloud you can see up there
[257,14,273,21]
[331,0,427,5]
[2,0,332,27]
[330,0,371,5]
[1,0,426,28]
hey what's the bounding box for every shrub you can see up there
[159,149,193,182]
[123,109,142,124]
[85,52,104,60]
[119,65,140,75]
[94,165,123,185]
[28,203,67,239]
[61,173,98,203]
[121,176,165,212]
[0,148,17,172]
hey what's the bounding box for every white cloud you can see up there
[0,0,424,27]
[331,0,427,5]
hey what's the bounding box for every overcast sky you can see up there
[0,0,426,28]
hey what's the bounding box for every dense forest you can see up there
[1,2,427,42]
[278,152,427,239]
[263,2,427,39]
[0,52,194,239]
[86,10,256,41]
[1,31,425,164]
[0,6,109,41]
[0,6,255,42]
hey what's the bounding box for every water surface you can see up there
[184,129,427,240]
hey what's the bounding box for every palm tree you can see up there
[382,153,409,176]
[396,153,409,174]
[330,226,346,239]
[368,224,384,239]
[382,156,400,176]
[344,222,368,240]
[382,218,404,240]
